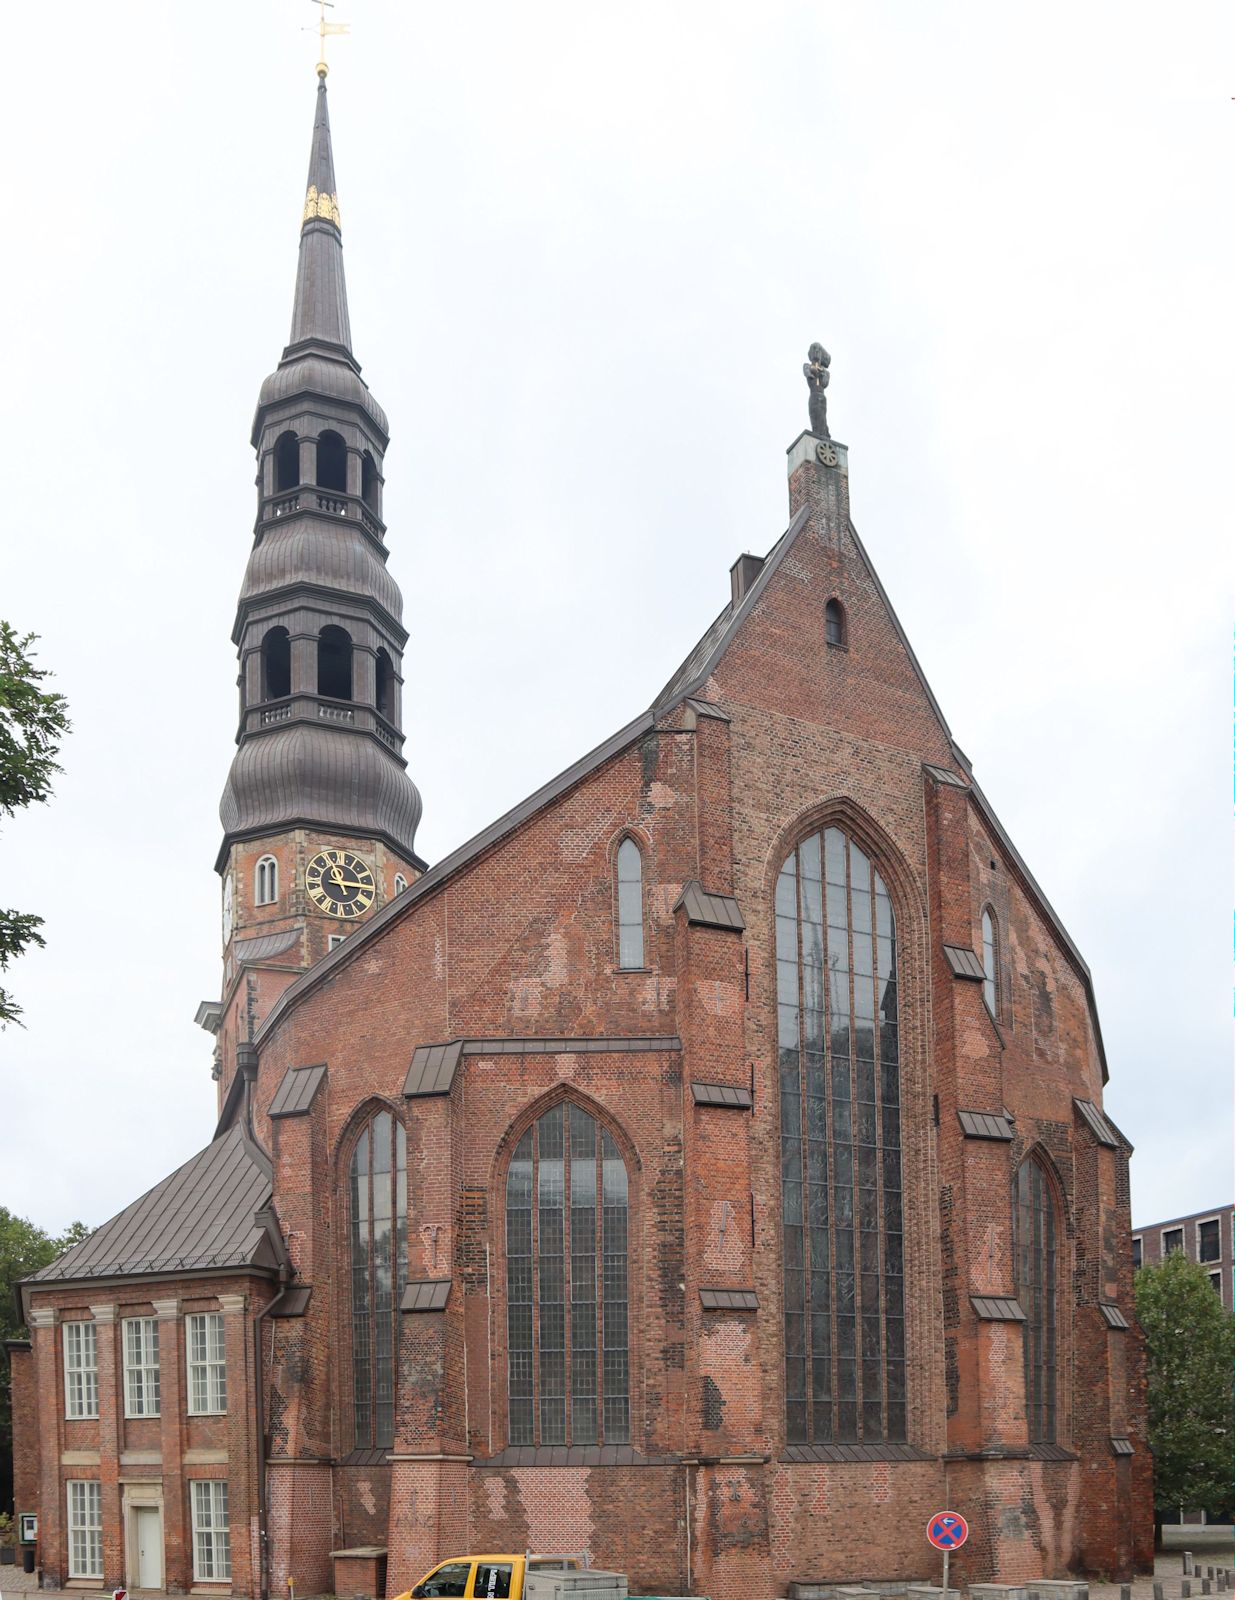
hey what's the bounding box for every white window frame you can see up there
[1131,1234,1142,1270]
[615,837,645,970]
[63,1321,98,1419]
[328,932,347,950]
[1208,1270,1223,1295]
[186,1313,227,1414]
[1195,1214,1222,1265]
[394,873,408,895]
[190,1480,231,1583]
[1161,1226,1184,1256]
[66,1480,102,1579]
[254,854,279,906]
[981,907,999,1018]
[123,1315,160,1418]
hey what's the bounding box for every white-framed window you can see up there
[1196,1216,1221,1264]
[616,837,644,969]
[255,854,279,906]
[191,1480,231,1582]
[1131,1235,1142,1270]
[63,1321,98,1419]
[1208,1270,1223,1295]
[66,1480,102,1578]
[1162,1227,1184,1256]
[123,1316,160,1417]
[394,873,408,895]
[328,933,346,950]
[186,1313,227,1414]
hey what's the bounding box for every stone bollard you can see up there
[1154,1583,1165,1600]
[1120,1585,1131,1600]
[1203,1583,1212,1595]
[1182,1582,1191,1597]
[1220,1574,1230,1592]
[1186,1555,1195,1577]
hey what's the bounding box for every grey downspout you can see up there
[254,1270,292,1600]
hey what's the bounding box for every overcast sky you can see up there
[2,1,1230,1236]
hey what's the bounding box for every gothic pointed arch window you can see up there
[615,837,644,969]
[505,1101,629,1447]
[254,855,278,907]
[1014,1155,1058,1444]
[776,824,905,1443]
[981,907,999,1017]
[348,1108,407,1450]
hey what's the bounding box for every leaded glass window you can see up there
[981,908,998,1016]
[506,1102,629,1446]
[776,825,905,1443]
[350,1109,407,1449]
[1014,1157,1057,1444]
[616,840,644,969]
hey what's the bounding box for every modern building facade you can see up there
[6,66,1152,1600]
[1133,1206,1235,1312]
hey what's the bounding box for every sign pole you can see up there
[942,1548,949,1600]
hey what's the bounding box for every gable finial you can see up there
[306,0,350,78]
[804,342,831,440]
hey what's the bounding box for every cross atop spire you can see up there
[308,0,349,79]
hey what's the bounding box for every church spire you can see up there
[288,75,352,355]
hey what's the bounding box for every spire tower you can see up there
[211,71,423,1086]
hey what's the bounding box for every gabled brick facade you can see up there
[9,70,1151,1600]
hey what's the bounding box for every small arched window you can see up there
[261,627,291,702]
[349,1109,407,1450]
[318,626,353,701]
[393,874,408,896]
[316,430,348,493]
[506,1101,629,1447]
[375,649,394,718]
[981,908,999,1017]
[1014,1156,1059,1444]
[361,451,379,512]
[254,855,278,906]
[616,838,644,969]
[825,597,847,647]
[274,431,299,493]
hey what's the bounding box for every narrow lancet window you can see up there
[1014,1157,1058,1444]
[506,1102,629,1448]
[981,908,998,1016]
[361,450,379,512]
[616,838,644,969]
[375,649,394,718]
[318,626,353,700]
[777,825,905,1443]
[255,855,278,907]
[825,598,846,647]
[349,1110,407,1450]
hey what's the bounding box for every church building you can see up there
[7,64,1151,1600]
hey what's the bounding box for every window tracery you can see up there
[349,1108,407,1449]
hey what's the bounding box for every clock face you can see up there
[222,875,234,944]
[305,849,377,919]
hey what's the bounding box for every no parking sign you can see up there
[927,1512,969,1550]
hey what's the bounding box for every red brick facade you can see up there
[11,436,1152,1594]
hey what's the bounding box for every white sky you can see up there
[2,1,1231,1235]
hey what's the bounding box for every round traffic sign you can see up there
[926,1512,969,1550]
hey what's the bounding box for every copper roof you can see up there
[673,881,745,933]
[1099,1302,1130,1330]
[700,1287,759,1311]
[943,943,986,982]
[970,1295,1026,1322]
[691,1082,753,1109]
[400,1279,451,1312]
[957,1109,1014,1141]
[25,1125,278,1289]
[269,1062,327,1118]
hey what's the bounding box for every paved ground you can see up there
[3,1546,1232,1600]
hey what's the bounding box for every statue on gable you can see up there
[804,343,831,439]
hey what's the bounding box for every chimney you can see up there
[730,553,765,608]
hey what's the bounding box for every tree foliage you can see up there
[1135,1250,1235,1517]
[0,1208,92,1512]
[0,622,70,1026]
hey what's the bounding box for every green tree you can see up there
[0,1209,91,1513]
[1135,1250,1235,1528]
[0,622,70,1026]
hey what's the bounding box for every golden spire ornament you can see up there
[306,0,349,77]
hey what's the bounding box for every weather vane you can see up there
[305,0,350,77]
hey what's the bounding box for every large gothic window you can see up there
[1014,1156,1058,1444]
[349,1109,407,1449]
[776,825,905,1444]
[506,1102,629,1447]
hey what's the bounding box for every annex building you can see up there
[7,67,1152,1600]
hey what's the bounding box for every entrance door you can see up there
[134,1505,162,1590]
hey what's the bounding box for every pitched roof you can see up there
[24,1125,279,1292]
[673,881,745,932]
